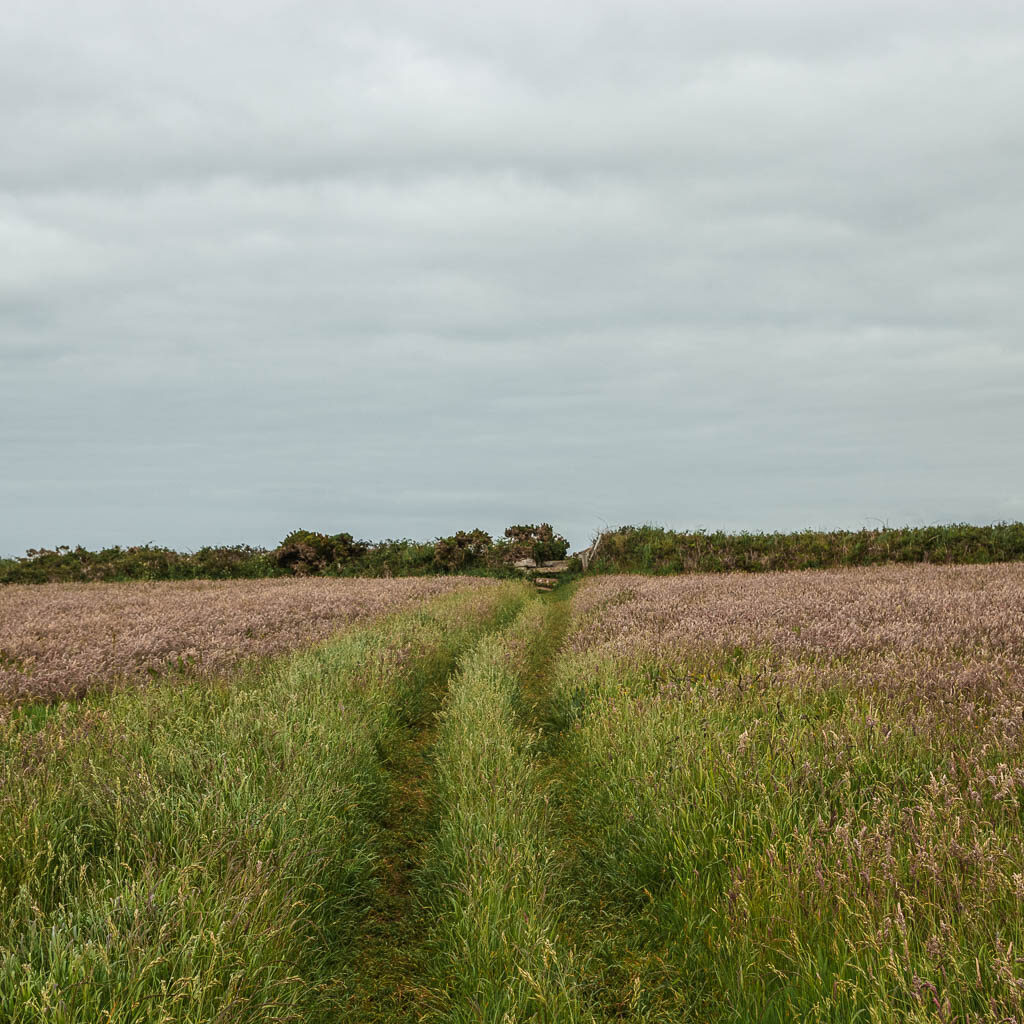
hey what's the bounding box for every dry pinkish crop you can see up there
[571,564,1024,659]
[570,565,1024,722]
[0,576,497,702]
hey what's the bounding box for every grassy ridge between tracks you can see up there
[421,594,589,1023]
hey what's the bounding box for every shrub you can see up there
[0,544,277,584]
[503,524,570,564]
[588,522,1024,574]
[433,530,494,573]
[272,530,369,575]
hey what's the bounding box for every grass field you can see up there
[0,577,496,703]
[2,565,1023,1021]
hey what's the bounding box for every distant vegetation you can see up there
[0,543,278,584]
[587,521,1024,574]
[0,524,570,584]
[2,521,1022,584]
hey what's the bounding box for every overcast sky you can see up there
[2,0,1022,554]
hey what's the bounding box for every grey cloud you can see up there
[2,0,1022,553]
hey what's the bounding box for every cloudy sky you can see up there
[2,0,1022,554]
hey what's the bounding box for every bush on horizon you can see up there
[587,521,1024,574]
[3,521,1022,584]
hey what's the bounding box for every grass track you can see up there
[0,582,603,1023]
[328,589,532,1022]
[335,586,586,1022]
[421,590,592,1023]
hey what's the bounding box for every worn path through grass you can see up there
[327,701,439,1022]
[516,584,575,739]
[335,585,580,1022]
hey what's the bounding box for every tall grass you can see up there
[0,583,524,1023]
[550,570,1024,1022]
[8,564,1022,1021]
[423,598,591,1023]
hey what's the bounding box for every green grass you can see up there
[421,596,590,1023]
[0,583,525,1023]
[5,573,1023,1022]
[548,647,1024,1022]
